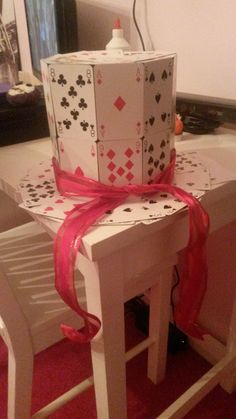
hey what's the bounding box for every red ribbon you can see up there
[52,149,209,343]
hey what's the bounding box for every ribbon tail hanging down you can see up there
[54,196,126,343]
[162,185,210,339]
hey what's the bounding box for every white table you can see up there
[1,127,236,418]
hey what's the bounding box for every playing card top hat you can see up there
[41,50,176,185]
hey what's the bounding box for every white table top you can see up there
[0,127,236,261]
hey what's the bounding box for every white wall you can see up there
[76,0,135,51]
[16,0,236,102]
[77,0,236,103]
[145,0,236,103]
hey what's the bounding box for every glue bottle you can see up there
[106,18,131,51]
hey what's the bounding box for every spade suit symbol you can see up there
[160,139,166,148]
[148,144,154,153]
[161,112,167,122]
[155,93,161,103]
[149,72,155,83]
[162,70,168,80]
[149,116,155,126]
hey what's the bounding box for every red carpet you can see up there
[1,314,236,418]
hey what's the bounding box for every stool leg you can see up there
[7,337,34,419]
[147,266,173,384]
[79,251,127,419]
[1,277,34,419]
[220,286,236,393]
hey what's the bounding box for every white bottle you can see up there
[106,18,131,51]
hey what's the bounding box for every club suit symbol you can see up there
[58,74,67,86]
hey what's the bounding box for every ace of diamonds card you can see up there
[94,63,144,141]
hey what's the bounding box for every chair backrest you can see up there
[0,266,33,357]
[0,222,85,354]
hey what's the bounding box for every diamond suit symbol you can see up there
[114,96,126,111]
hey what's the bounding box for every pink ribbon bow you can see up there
[53,149,209,343]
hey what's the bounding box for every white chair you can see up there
[0,221,86,419]
[0,220,177,419]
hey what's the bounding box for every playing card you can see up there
[18,178,57,207]
[41,60,57,141]
[173,167,211,190]
[48,63,97,140]
[98,192,187,224]
[197,153,236,185]
[58,136,99,180]
[19,159,54,181]
[17,159,90,216]
[53,50,129,65]
[143,57,175,136]
[20,195,89,219]
[175,151,206,173]
[94,63,144,141]
[142,130,173,183]
[18,160,56,207]
[97,139,143,185]
[141,190,205,224]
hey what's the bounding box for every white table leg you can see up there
[79,251,127,419]
[147,266,173,384]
